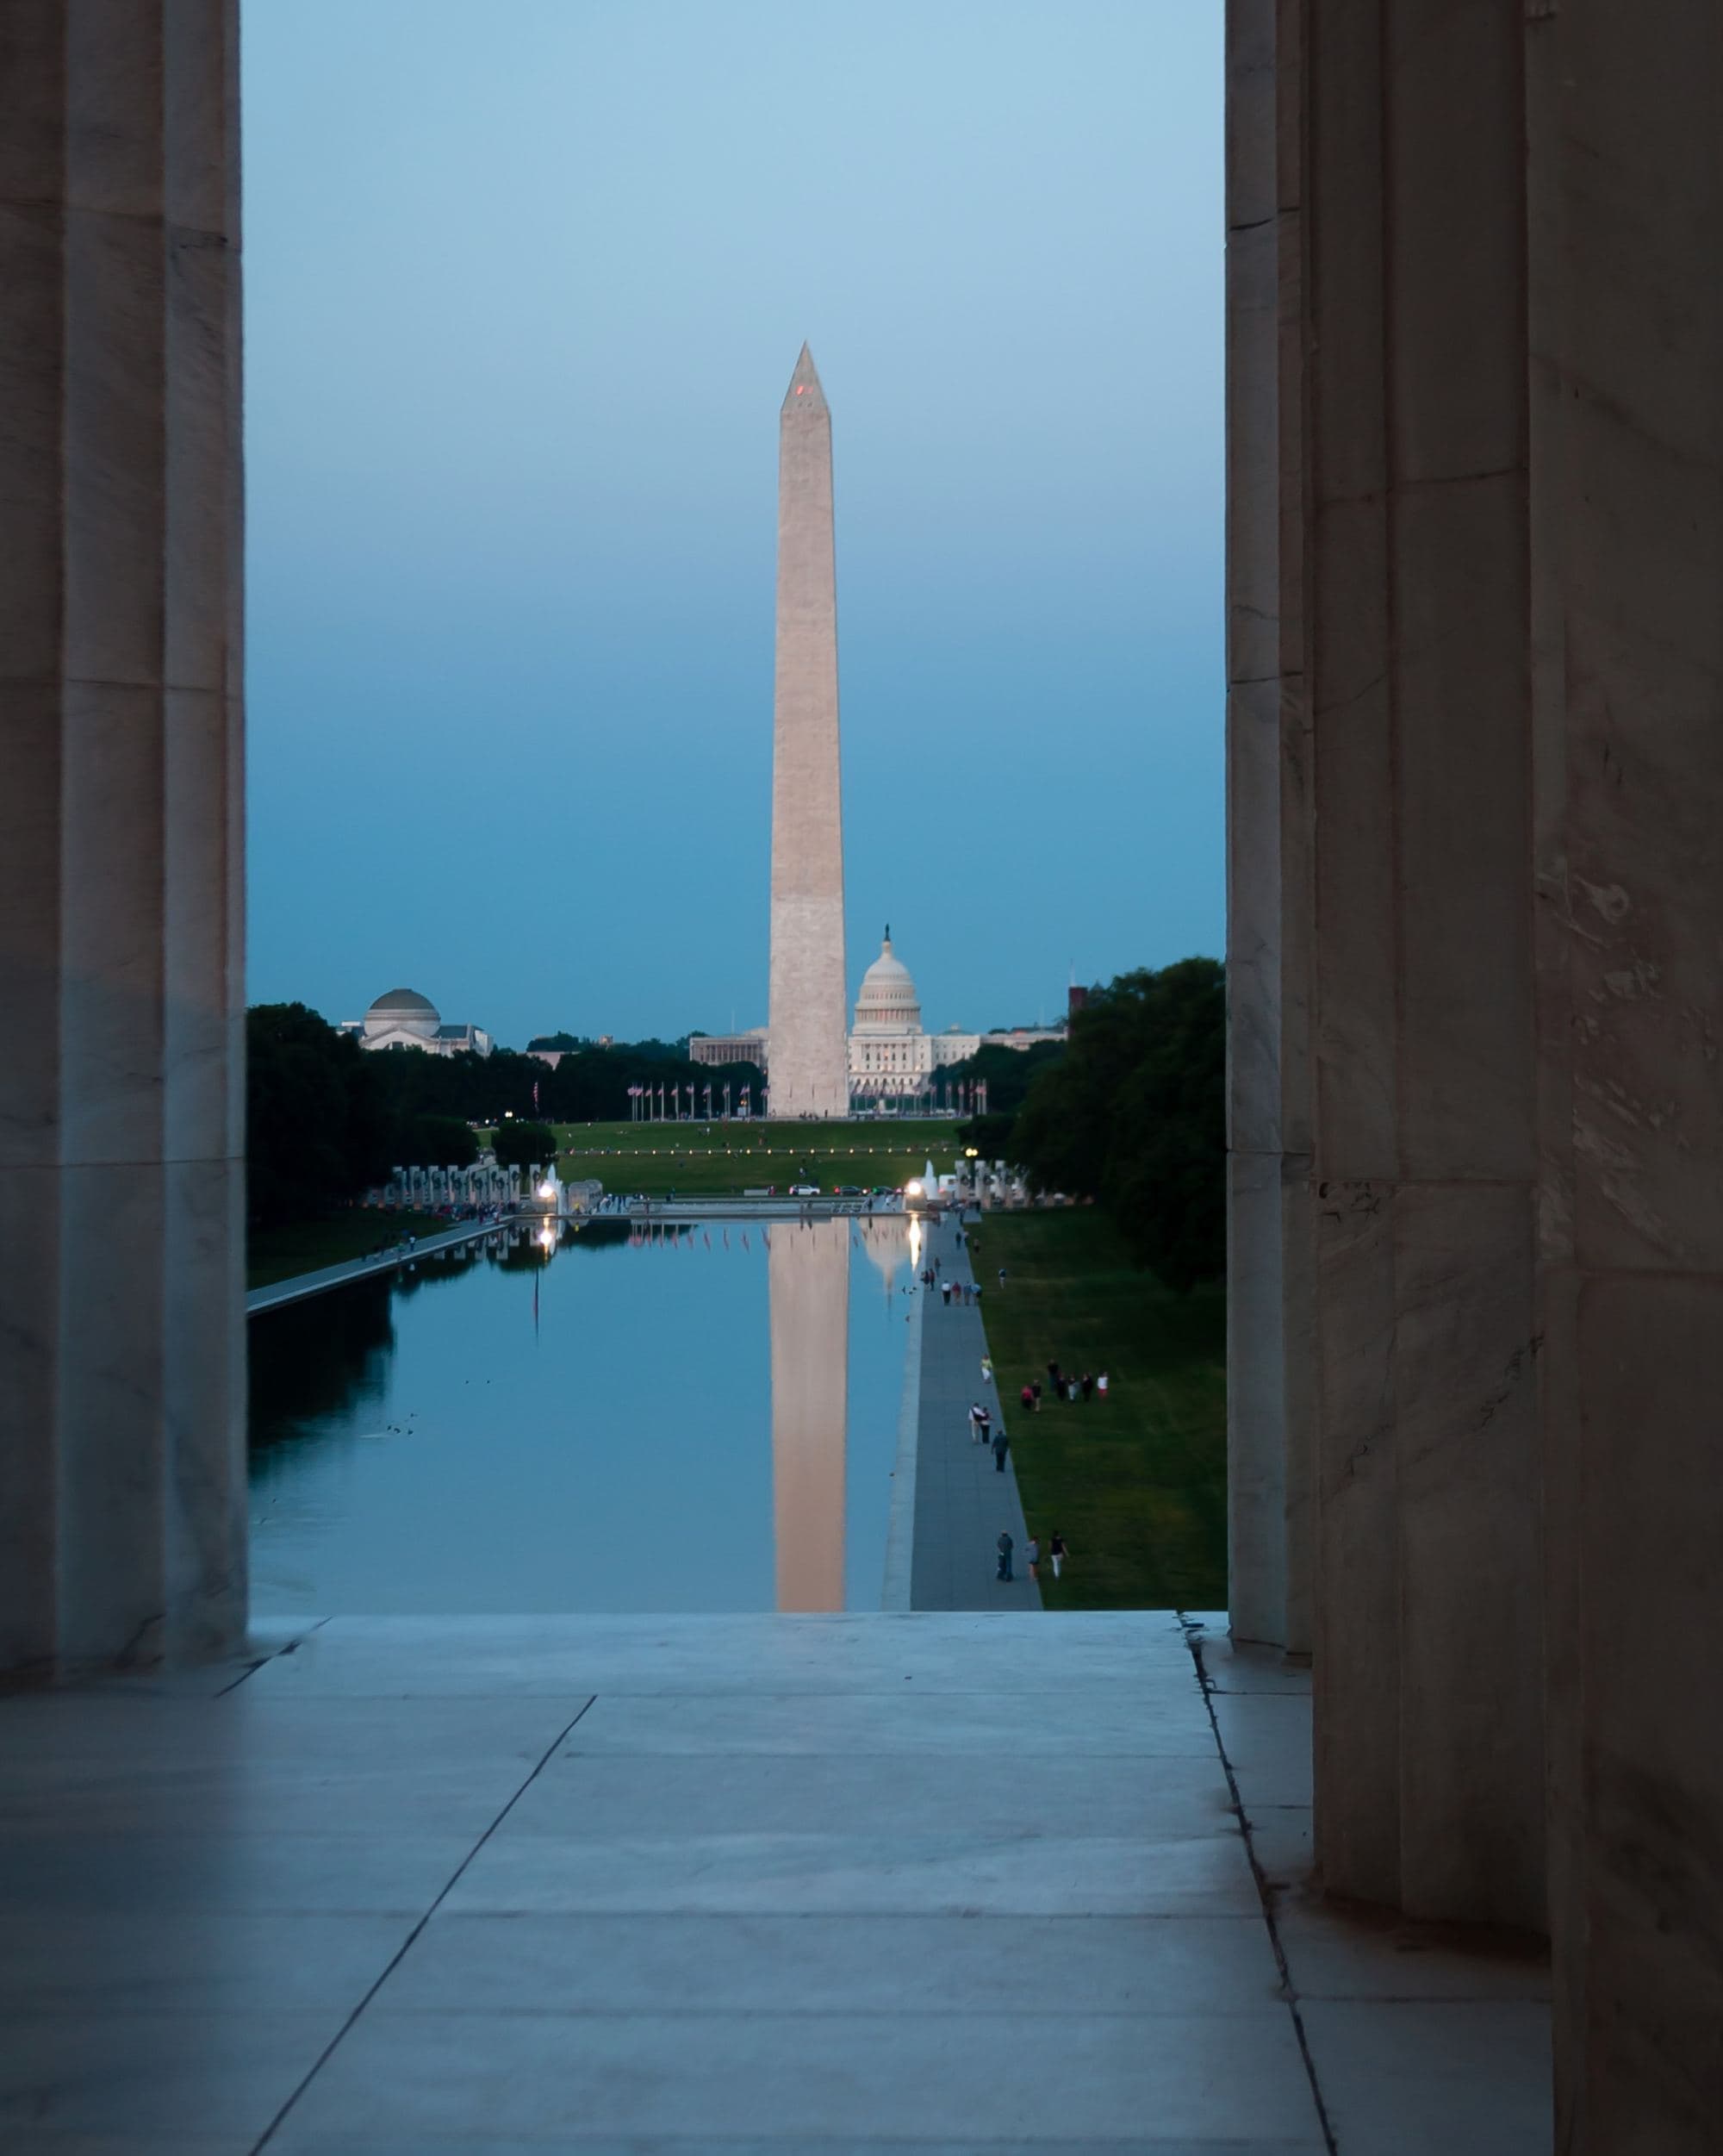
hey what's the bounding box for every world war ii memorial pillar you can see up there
[767,346,849,1119]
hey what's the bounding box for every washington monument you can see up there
[767,345,849,1118]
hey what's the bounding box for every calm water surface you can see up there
[248,1215,917,1615]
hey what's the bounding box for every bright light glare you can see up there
[905,1178,924,1198]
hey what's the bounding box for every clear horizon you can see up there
[243,2,1222,1047]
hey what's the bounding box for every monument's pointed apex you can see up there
[783,343,827,413]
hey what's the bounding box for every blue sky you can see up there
[243,1,1222,1047]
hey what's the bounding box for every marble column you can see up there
[1527,6,1723,2144]
[1299,0,1546,1927]
[1223,0,1313,1655]
[0,1,246,1674]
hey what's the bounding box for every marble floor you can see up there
[0,1611,1551,2153]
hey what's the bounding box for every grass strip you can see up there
[550,1117,961,1198]
[246,1211,446,1292]
[972,1209,1226,1610]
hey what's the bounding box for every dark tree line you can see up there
[1005,958,1224,1292]
[246,1002,764,1229]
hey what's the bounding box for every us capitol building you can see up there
[692,929,1064,1106]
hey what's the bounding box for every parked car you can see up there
[788,1183,820,1197]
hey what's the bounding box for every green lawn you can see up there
[973,1210,1226,1610]
[246,1211,445,1291]
[543,1117,961,1198]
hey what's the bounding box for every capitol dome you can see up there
[852,930,923,1035]
[364,987,440,1041]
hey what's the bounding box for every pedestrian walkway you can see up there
[0,1610,1551,2150]
[246,1215,509,1317]
[910,1212,1041,1610]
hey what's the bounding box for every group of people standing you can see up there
[995,1528,1067,1583]
[1019,1360,1107,1413]
[922,1262,983,1311]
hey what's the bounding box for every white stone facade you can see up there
[700,935,1064,1103]
[341,988,492,1059]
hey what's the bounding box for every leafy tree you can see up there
[490,1119,558,1168]
[404,1113,477,1168]
[940,1037,1065,1118]
[246,1003,395,1228]
[958,1112,1018,1160]
[246,1001,774,1228]
[1010,958,1224,1291]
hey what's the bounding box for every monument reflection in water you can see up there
[248,1214,911,1616]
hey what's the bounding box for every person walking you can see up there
[998,1266,1007,1288]
[1048,1530,1067,1580]
[968,1402,986,1442]
[996,1531,1014,1582]
[1096,1371,1109,1399]
[1025,1536,1041,1583]
[978,1405,992,1448]
[1019,1381,1035,1416]
[992,1427,1010,1474]
[980,1355,993,1383]
[1080,1372,1094,1403]
[1030,1380,1043,1411]
[941,1281,952,1307]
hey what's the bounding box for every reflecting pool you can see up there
[248,1214,917,1616]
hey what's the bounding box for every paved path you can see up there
[0,1611,1552,2150]
[246,1215,513,1317]
[911,1210,1042,1609]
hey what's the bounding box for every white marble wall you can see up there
[0,3,246,1673]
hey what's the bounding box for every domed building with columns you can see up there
[848,930,976,1101]
[339,987,493,1058]
[687,928,1065,1105]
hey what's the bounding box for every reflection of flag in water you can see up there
[723,1228,730,1249]
[741,1232,750,1251]
[703,1231,711,1249]
[762,1226,772,1249]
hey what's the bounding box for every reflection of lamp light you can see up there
[538,1224,556,1252]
